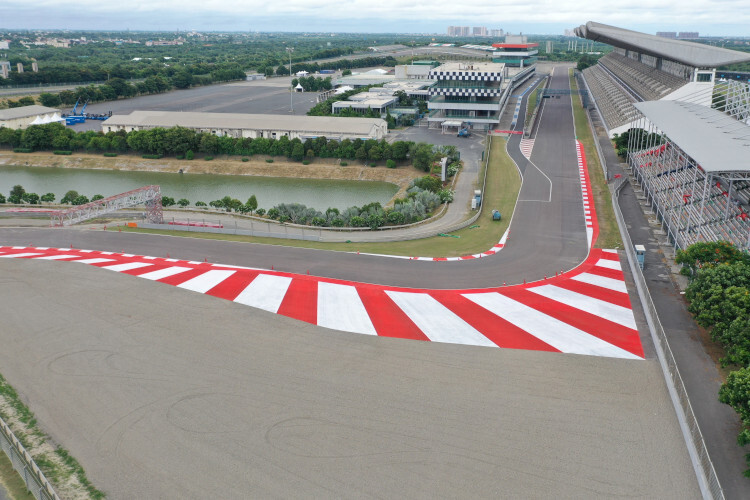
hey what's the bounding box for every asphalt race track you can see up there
[0,65,702,497]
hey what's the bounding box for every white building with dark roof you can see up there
[102,111,387,141]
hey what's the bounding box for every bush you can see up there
[266,159,274,163]
[0,194,5,204]
[369,162,377,167]
[13,148,33,153]
[185,150,194,160]
[267,208,280,219]
[255,208,266,216]
[175,155,184,160]
[386,159,396,169]
[340,161,348,166]
[142,154,163,159]
[53,150,73,155]
[242,157,249,162]
[103,152,118,157]
[195,201,207,207]
[302,160,310,165]
[204,156,213,161]
[438,189,454,203]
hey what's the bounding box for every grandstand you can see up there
[575,21,750,137]
[574,22,750,252]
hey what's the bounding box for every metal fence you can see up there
[0,417,59,500]
[611,180,724,500]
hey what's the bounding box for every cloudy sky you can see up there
[1,0,749,35]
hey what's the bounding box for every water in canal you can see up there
[0,165,398,210]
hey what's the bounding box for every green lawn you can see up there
[115,137,522,258]
[569,69,623,249]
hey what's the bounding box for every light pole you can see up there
[286,47,294,113]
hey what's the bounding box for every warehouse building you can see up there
[0,105,61,129]
[102,111,388,141]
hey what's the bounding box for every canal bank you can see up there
[0,152,420,210]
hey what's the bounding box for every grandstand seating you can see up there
[598,53,689,101]
[630,146,750,250]
[582,65,638,130]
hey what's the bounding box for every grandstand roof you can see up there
[574,22,750,68]
[634,100,750,174]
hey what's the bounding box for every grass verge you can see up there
[114,137,521,258]
[0,450,35,500]
[569,69,623,249]
[0,373,105,499]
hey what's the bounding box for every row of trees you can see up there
[291,76,333,92]
[678,241,750,475]
[0,123,439,169]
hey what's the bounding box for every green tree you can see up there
[291,142,305,162]
[410,143,434,172]
[177,198,190,207]
[9,185,25,200]
[72,195,89,205]
[41,193,55,203]
[0,194,5,204]
[355,146,367,162]
[91,194,104,201]
[21,192,40,204]
[676,241,750,278]
[171,70,193,89]
[161,196,176,207]
[246,195,258,214]
[39,92,62,107]
[60,190,79,204]
[719,367,750,476]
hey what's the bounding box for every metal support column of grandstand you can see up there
[714,79,750,123]
[50,185,163,227]
[626,114,750,252]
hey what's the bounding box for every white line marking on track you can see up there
[527,285,636,330]
[101,262,154,272]
[138,266,193,281]
[571,273,628,293]
[318,282,377,335]
[72,258,116,265]
[463,292,640,359]
[34,254,80,260]
[595,258,622,271]
[234,274,292,313]
[386,291,496,347]
[0,252,43,258]
[177,269,235,293]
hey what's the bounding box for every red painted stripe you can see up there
[553,279,632,309]
[431,291,560,352]
[586,266,625,281]
[501,288,644,358]
[277,278,318,324]
[357,286,429,341]
[205,270,261,301]
[599,251,621,262]
[460,255,476,260]
[155,267,211,286]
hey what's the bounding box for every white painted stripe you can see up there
[121,253,135,257]
[79,249,93,253]
[571,272,628,293]
[596,258,622,271]
[165,258,178,262]
[56,248,69,251]
[386,291,496,347]
[101,262,154,272]
[527,285,636,329]
[211,263,263,270]
[72,258,116,264]
[177,269,235,293]
[138,266,193,281]
[11,246,26,249]
[234,274,292,313]
[463,292,639,359]
[318,282,377,335]
[34,254,79,260]
[143,256,157,260]
[0,252,43,258]
[188,261,203,265]
[34,247,49,250]
[99,251,114,255]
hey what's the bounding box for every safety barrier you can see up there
[611,180,724,500]
[0,417,59,500]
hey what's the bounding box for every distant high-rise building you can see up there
[563,29,575,37]
[0,61,10,79]
[16,63,23,73]
[656,32,677,38]
[490,29,505,38]
[473,26,488,37]
[678,32,699,39]
[546,41,553,53]
[447,26,471,37]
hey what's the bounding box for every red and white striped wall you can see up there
[577,140,597,249]
[0,246,643,360]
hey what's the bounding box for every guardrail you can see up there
[0,417,59,500]
[610,180,724,500]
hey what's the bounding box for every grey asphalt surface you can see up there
[0,258,700,499]
[587,105,750,498]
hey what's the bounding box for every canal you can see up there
[0,165,398,210]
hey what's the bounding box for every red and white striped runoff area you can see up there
[1,142,643,359]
